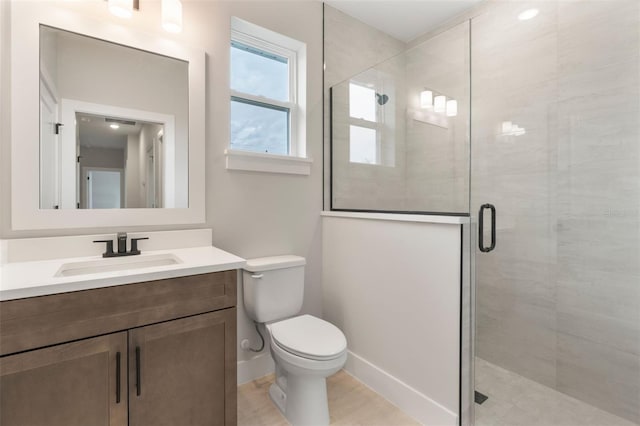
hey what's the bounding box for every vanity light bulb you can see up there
[108,0,134,19]
[434,95,446,113]
[162,0,183,33]
[420,90,433,109]
[110,124,120,129]
[446,99,458,117]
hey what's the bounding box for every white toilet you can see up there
[243,255,347,426]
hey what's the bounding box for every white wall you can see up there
[125,133,141,208]
[39,27,58,92]
[322,215,462,425]
[1,0,12,236]
[0,0,324,379]
[137,122,161,208]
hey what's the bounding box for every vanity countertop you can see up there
[0,245,246,301]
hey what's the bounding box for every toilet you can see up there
[243,255,347,426]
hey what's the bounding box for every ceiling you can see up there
[325,0,482,43]
[77,112,141,150]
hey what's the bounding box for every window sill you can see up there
[224,149,312,175]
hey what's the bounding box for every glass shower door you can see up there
[471,2,640,425]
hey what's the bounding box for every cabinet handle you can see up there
[135,346,141,396]
[116,351,121,403]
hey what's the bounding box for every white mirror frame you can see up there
[10,3,205,230]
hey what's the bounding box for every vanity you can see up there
[0,230,245,426]
[1,3,242,424]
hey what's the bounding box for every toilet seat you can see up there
[267,315,347,361]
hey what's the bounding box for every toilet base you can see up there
[269,382,287,415]
[271,373,330,426]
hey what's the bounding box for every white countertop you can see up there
[0,245,246,301]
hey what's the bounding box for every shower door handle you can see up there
[479,203,496,253]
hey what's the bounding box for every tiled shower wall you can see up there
[326,7,470,213]
[404,23,469,213]
[323,5,406,211]
[473,1,640,423]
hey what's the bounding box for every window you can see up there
[229,19,303,158]
[349,82,380,164]
[349,125,377,164]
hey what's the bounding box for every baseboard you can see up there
[237,353,275,385]
[344,351,458,426]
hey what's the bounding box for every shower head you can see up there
[376,93,389,106]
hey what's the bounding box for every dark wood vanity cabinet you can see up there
[129,309,236,426]
[0,332,128,426]
[0,271,237,426]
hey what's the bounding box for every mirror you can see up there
[10,3,205,230]
[39,25,189,209]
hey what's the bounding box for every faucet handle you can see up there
[93,240,115,258]
[129,237,149,255]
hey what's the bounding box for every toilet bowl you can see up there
[242,256,348,426]
[266,315,347,425]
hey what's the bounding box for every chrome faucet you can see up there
[93,233,149,258]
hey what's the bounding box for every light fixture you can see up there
[108,0,135,19]
[518,8,539,21]
[434,95,447,113]
[420,90,433,109]
[446,99,458,117]
[107,0,182,34]
[110,123,120,129]
[162,0,183,34]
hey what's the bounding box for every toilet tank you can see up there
[242,255,306,323]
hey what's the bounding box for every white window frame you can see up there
[226,17,311,175]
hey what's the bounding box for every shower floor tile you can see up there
[475,358,639,426]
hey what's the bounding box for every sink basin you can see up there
[55,253,182,277]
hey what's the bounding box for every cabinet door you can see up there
[129,308,237,426]
[0,332,127,426]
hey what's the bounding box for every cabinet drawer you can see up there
[0,270,237,356]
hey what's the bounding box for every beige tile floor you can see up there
[237,369,419,426]
[475,358,639,426]
[238,361,640,426]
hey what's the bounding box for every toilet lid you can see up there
[269,315,347,361]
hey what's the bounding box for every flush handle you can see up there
[251,274,264,279]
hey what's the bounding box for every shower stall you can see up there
[325,1,640,425]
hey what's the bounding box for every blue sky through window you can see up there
[230,41,289,101]
[230,99,289,155]
[230,41,290,154]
